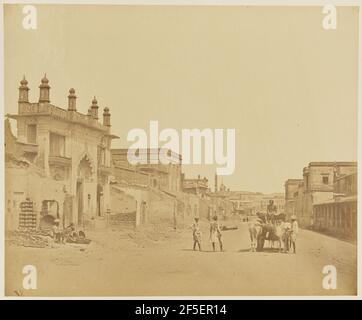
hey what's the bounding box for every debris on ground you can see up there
[6,231,53,248]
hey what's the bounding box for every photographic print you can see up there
[2,2,359,297]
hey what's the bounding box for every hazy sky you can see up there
[4,5,358,193]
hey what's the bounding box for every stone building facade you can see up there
[228,191,262,215]
[285,162,357,228]
[5,75,117,231]
[182,175,209,196]
[313,172,357,239]
[228,191,285,216]
[284,179,303,219]
[111,148,182,192]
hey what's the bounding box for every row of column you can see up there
[314,202,356,235]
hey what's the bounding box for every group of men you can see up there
[191,215,223,252]
[190,200,299,254]
[52,220,87,244]
[266,200,299,254]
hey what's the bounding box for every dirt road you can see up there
[5,220,357,296]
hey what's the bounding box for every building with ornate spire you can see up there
[5,75,118,230]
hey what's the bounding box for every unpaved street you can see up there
[5,220,357,296]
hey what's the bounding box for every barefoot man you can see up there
[209,216,223,252]
[192,217,202,251]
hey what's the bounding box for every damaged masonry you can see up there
[5,75,232,243]
[5,75,118,236]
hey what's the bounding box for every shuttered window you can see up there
[49,132,65,157]
[27,124,37,143]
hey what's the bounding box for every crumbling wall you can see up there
[198,198,210,219]
[110,185,150,226]
[5,163,66,231]
[147,190,175,224]
[109,184,214,228]
[113,166,150,186]
[110,186,137,215]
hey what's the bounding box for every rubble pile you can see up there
[128,223,180,247]
[6,231,53,248]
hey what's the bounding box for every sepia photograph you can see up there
[1,2,359,299]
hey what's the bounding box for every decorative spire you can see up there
[20,75,28,86]
[103,107,111,127]
[67,88,77,111]
[19,75,29,103]
[91,96,99,119]
[39,73,50,103]
[41,73,49,84]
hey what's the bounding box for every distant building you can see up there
[5,76,117,231]
[258,193,285,213]
[313,172,357,239]
[228,191,263,215]
[293,181,305,224]
[284,179,303,219]
[111,148,182,192]
[220,190,285,217]
[182,175,209,197]
[285,161,357,228]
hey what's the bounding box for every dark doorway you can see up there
[76,180,83,226]
[63,194,73,227]
[97,184,103,217]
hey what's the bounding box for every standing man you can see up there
[281,219,291,253]
[192,217,202,251]
[52,219,63,243]
[290,215,299,254]
[267,200,278,224]
[209,216,223,252]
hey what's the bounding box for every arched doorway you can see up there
[76,155,93,226]
[39,200,60,231]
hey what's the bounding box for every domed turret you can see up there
[20,76,28,86]
[41,74,49,84]
[91,96,99,119]
[103,107,111,127]
[68,88,77,111]
[39,73,50,103]
[18,76,29,103]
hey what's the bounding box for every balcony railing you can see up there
[18,103,108,132]
[17,141,38,154]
